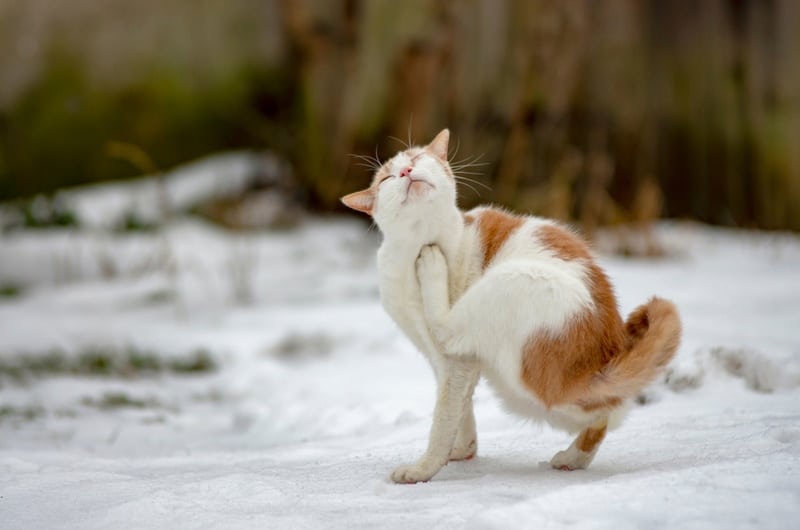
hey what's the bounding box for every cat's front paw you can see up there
[390,462,439,484]
[415,244,447,285]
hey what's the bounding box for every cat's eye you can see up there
[378,174,393,185]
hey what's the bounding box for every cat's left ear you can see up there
[340,188,375,216]
[427,128,450,162]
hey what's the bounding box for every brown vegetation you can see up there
[1,0,799,231]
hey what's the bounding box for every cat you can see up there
[341,129,681,484]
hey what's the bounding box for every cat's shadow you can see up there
[428,454,646,486]
[429,450,709,486]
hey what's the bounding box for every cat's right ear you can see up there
[340,188,375,215]
[427,128,450,162]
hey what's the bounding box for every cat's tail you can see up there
[591,297,681,401]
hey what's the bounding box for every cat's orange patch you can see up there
[537,224,591,261]
[577,423,607,453]
[521,225,625,408]
[577,397,622,412]
[476,209,524,269]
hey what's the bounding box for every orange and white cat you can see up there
[341,129,681,484]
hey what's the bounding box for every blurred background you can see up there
[2,4,800,516]
[1,0,799,235]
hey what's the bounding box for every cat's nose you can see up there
[399,166,413,178]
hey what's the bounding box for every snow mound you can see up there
[0,151,291,231]
[267,330,348,359]
[664,345,800,394]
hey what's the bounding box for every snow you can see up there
[1,208,799,529]
[0,151,288,231]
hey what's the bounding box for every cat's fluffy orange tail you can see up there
[590,297,682,401]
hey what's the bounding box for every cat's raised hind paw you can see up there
[416,244,447,285]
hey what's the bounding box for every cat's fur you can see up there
[341,129,681,484]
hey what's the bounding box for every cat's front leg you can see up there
[449,397,477,461]
[391,357,479,484]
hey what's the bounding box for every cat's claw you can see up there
[390,463,438,484]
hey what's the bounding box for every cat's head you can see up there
[340,129,457,234]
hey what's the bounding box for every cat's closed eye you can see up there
[378,174,394,185]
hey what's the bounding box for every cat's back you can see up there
[464,206,593,271]
[463,206,600,334]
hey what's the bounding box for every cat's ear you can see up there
[340,188,375,215]
[427,128,450,162]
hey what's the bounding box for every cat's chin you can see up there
[401,179,435,204]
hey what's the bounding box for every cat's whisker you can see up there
[349,153,383,171]
[455,181,482,198]
[450,164,489,173]
[350,162,381,172]
[454,175,492,191]
[388,135,409,149]
[451,163,490,178]
[450,137,461,161]
[450,163,489,176]
[450,151,482,163]
[454,180,490,197]
[449,149,492,194]
[451,168,490,175]
[449,153,488,170]
[450,161,490,170]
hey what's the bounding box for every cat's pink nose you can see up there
[399,166,413,178]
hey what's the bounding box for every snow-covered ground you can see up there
[1,213,799,529]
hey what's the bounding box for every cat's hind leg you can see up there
[415,245,480,356]
[550,417,608,471]
[415,245,457,350]
[418,245,574,361]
